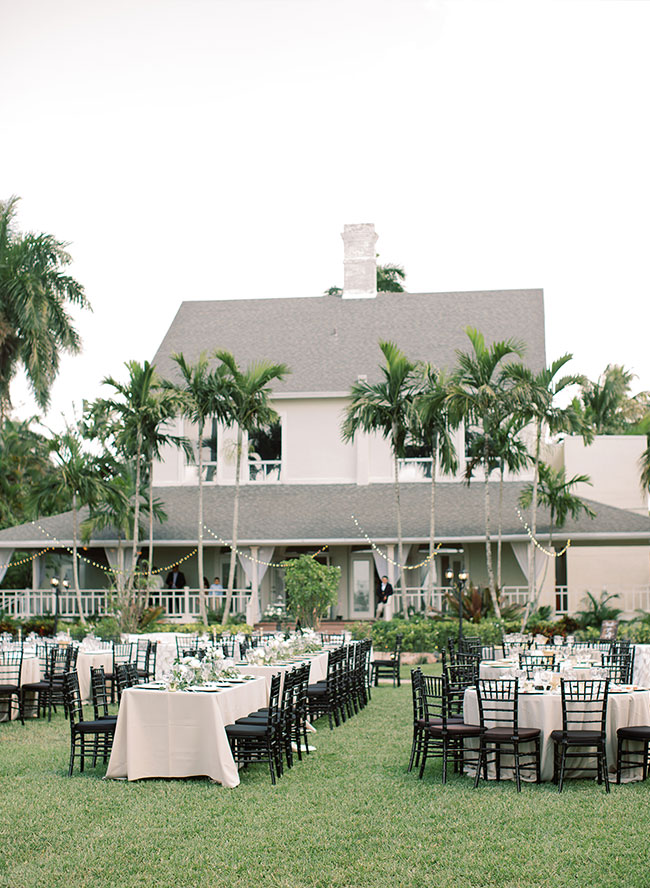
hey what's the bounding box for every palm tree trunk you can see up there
[497,462,504,591]
[392,437,405,612]
[484,459,501,620]
[223,426,242,624]
[197,417,207,624]
[522,420,542,629]
[130,429,142,593]
[427,443,437,610]
[148,457,154,582]
[71,492,86,626]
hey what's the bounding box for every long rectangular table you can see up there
[105,677,268,787]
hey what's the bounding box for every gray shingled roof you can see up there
[152,289,546,392]
[3,483,648,547]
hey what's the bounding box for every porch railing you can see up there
[0,588,252,622]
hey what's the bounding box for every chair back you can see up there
[476,679,519,733]
[267,672,282,728]
[220,637,237,658]
[392,635,403,663]
[62,670,84,726]
[602,651,632,684]
[0,649,23,685]
[67,645,79,669]
[175,634,199,657]
[560,679,609,735]
[113,643,135,669]
[115,663,130,701]
[125,663,140,686]
[136,640,151,672]
[90,666,111,719]
[519,652,559,678]
[443,655,476,719]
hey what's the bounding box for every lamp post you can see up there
[51,578,59,636]
[446,568,469,647]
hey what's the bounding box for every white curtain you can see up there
[104,546,136,578]
[241,546,274,625]
[0,548,14,585]
[374,544,412,620]
[511,541,545,583]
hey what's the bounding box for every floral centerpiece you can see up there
[164,646,240,691]
[245,630,322,665]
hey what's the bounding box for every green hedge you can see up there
[359,616,523,653]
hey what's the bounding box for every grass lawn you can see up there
[1,679,649,888]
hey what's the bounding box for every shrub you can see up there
[369,615,522,652]
[0,612,20,637]
[22,615,55,637]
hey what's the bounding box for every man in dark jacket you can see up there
[375,575,393,619]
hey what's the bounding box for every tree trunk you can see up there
[427,442,438,610]
[148,457,154,582]
[130,429,142,593]
[484,460,501,620]
[497,462,504,592]
[223,426,242,624]
[71,492,86,626]
[522,420,542,629]
[197,417,207,624]
[392,430,405,608]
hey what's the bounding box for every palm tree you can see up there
[447,328,525,618]
[377,264,406,292]
[140,387,190,581]
[576,364,650,434]
[410,365,458,606]
[519,462,596,595]
[29,424,108,625]
[0,196,90,422]
[166,353,229,623]
[98,361,161,594]
[342,341,417,606]
[215,351,289,623]
[505,355,583,622]
[465,417,532,591]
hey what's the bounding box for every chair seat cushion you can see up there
[225,723,270,737]
[75,720,117,734]
[235,716,270,725]
[0,684,20,693]
[550,729,605,744]
[483,727,541,742]
[417,716,464,728]
[307,685,327,696]
[617,725,650,740]
[21,681,50,692]
[372,659,396,666]
[426,722,482,737]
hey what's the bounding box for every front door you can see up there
[350,554,374,620]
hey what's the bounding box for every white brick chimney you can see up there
[341,223,378,298]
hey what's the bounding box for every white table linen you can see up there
[464,686,650,783]
[105,677,267,787]
[77,651,114,701]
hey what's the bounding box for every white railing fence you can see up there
[0,588,252,622]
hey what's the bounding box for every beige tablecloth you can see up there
[77,651,114,701]
[464,687,650,783]
[0,655,41,720]
[105,677,268,787]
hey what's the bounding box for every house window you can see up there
[201,417,219,482]
[555,550,568,615]
[248,421,281,482]
[398,443,432,481]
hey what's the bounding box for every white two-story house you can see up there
[1,224,649,622]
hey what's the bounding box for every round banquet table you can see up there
[463,686,650,783]
[1,654,41,721]
[77,650,114,701]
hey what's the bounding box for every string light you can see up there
[515,508,571,557]
[350,515,440,570]
[30,521,198,576]
[202,524,329,567]
[0,547,54,571]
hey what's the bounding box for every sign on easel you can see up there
[600,620,619,641]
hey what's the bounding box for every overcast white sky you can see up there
[2,0,649,429]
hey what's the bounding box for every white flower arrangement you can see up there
[245,630,323,665]
[163,646,240,691]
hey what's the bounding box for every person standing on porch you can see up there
[375,575,393,619]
